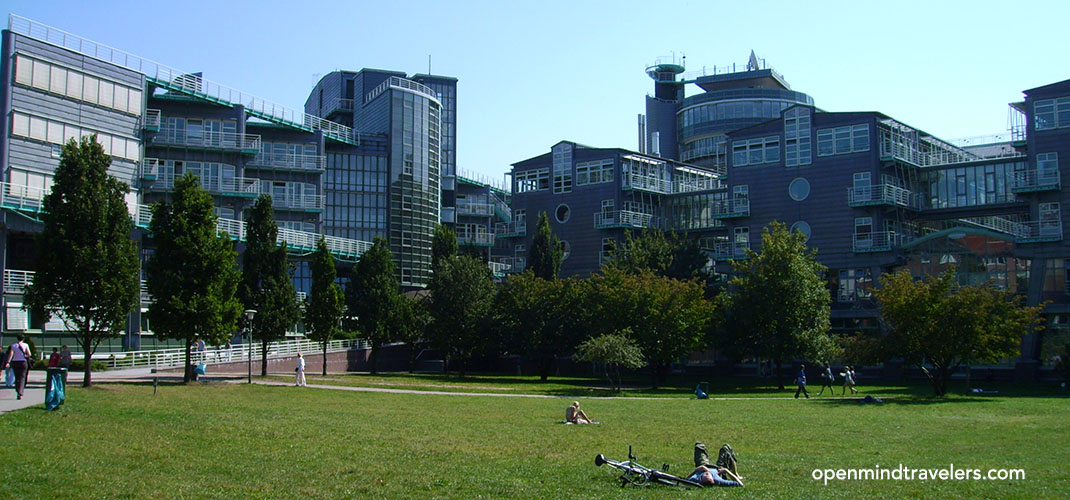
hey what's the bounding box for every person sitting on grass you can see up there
[566,401,593,424]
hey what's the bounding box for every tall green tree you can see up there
[495,271,586,381]
[24,136,139,387]
[606,229,711,283]
[720,221,835,389]
[305,237,345,376]
[240,195,300,376]
[876,269,1045,396]
[394,293,430,373]
[431,223,457,270]
[427,255,496,377]
[346,236,400,375]
[528,212,563,280]
[589,268,713,387]
[146,173,242,383]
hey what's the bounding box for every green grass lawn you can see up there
[1,377,1067,499]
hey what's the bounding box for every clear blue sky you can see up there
[7,1,1069,183]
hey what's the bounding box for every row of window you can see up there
[784,108,812,167]
[11,111,140,162]
[678,100,796,129]
[576,159,614,185]
[817,124,869,156]
[732,136,780,166]
[14,54,144,116]
[1035,97,1070,130]
[515,168,549,193]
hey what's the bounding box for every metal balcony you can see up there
[3,269,34,294]
[151,127,262,154]
[712,242,750,260]
[141,158,160,180]
[142,109,161,131]
[456,202,494,217]
[246,152,326,172]
[847,184,919,209]
[495,221,526,238]
[272,194,325,212]
[1011,169,1060,193]
[594,210,658,229]
[457,232,495,247]
[488,260,512,276]
[0,182,47,213]
[675,177,722,193]
[710,199,749,219]
[853,231,902,253]
[1016,220,1063,243]
[495,257,526,273]
[144,173,261,198]
[624,173,673,195]
[324,97,354,117]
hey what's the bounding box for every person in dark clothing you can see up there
[816,362,836,396]
[794,364,810,399]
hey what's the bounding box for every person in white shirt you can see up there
[3,334,32,400]
[295,353,306,386]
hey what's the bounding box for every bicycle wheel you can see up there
[649,470,704,488]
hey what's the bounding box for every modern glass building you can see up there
[505,53,1070,378]
[0,17,374,350]
[306,70,453,287]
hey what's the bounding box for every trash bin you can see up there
[46,367,66,411]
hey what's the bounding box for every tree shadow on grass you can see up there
[814,396,999,406]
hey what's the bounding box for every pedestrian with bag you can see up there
[3,334,32,400]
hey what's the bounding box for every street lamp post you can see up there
[244,309,257,384]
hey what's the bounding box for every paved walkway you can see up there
[2,371,871,414]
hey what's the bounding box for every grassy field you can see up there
[1,376,1067,499]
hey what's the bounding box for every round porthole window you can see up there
[561,240,570,260]
[791,221,812,242]
[555,204,571,223]
[789,177,810,201]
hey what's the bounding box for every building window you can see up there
[788,177,810,201]
[734,226,749,244]
[51,144,63,158]
[1035,97,1070,130]
[784,107,812,167]
[400,268,413,285]
[555,204,571,223]
[732,136,780,166]
[561,240,570,260]
[515,168,549,193]
[838,268,873,302]
[576,159,614,185]
[817,124,869,156]
[552,143,573,194]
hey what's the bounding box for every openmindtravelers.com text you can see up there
[812,464,1025,485]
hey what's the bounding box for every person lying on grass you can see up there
[566,401,595,424]
[686,465,744,487]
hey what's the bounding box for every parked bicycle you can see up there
[594,446,704,488]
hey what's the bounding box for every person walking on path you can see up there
[48,348,61,368]
[295,353,307,386]
[816,362,836,396]
[842,366,858,395]
[3,334,32,400]
[59,344,72,385]
[794,364,810,399]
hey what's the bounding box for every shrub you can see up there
[30,358,107,372]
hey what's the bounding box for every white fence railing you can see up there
[152,127,261,152]
[594,210,658,229]
[247,152,327,171]
[847,184,918,208]
[100,338,367,371]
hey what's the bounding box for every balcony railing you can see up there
[456,202,494,217]
[495,257,526,273]
[712,241,750,260]
[495,221,526,237]
[3,269,34,294]
[246,152,326,171]
[151,127,262,153]
[1,182,47,212]
[594,210,658,229]
[366,76,440,106]
[457,232,495,246]
[1016,220,1063,243]
[710,198,750,218]
[853,231,904,252]
[675,177,722,193]
[1011,169,1060,193]
[847,184,918,209]
[142,108,161,131]
[272,194,326,211]
[625,173,673,194]
[145,173,261,197]
[141,158,160,180]
[488,260,512,275]
[324,97,354,116]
